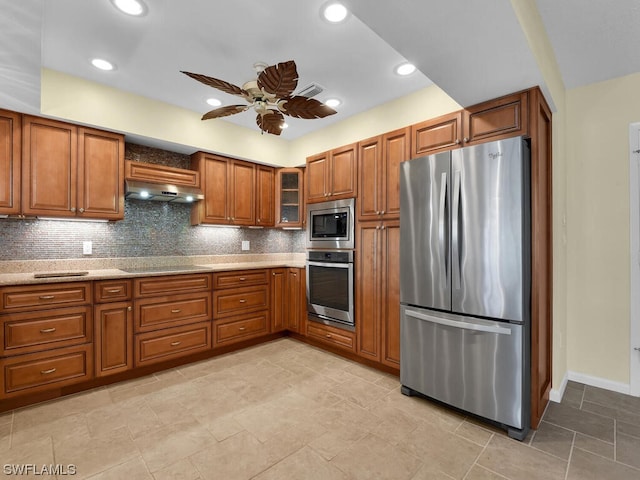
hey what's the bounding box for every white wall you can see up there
[565,73,640,384]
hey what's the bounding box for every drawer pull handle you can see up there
[326,334,332,338]
[39,295,55,300]
[170,341,181,346]
[40,327,57,333]
[239,277,246,281]
[106,288,122,293]
[41,368,57,375]
[171,309,182,313]
[238,327,246,331]
[239,299,246,303]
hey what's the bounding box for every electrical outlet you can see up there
[241,240,250,251]
[83,241,92,255]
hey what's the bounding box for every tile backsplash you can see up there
[0,144,305,261]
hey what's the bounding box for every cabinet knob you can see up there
[79,208,85,213]
[381,225,386,230]
[257,219,261,223]
[70,207,76,213]
[455,139,461,145]
[381,210,385,215]
[127,306,132,311]
[463,137,469,143]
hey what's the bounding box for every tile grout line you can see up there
[564,430,576,480]
[460,432,494,480]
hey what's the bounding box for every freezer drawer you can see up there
[400,305,526,431]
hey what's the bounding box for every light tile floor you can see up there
[1,338,639,479]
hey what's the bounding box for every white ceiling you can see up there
[1,1,639,142]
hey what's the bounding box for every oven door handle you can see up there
[306,261,352,268]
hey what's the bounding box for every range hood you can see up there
[125,160,204,203]
[125,180,204,203]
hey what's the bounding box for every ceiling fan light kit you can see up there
[181,60,337,136]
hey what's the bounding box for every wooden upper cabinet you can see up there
[229,160,256,226]
[0,109,21,215]
[77,128,124,220]
[275,168,304,228]
[306,143,357,204]
[255,164,274,227]
[22,115,78,217]
[411,111,462,158]
[463,90,528,145]
[358,128,408,221]
[21,116,124,220]
[306,152,329,203]
[191,152,257,226]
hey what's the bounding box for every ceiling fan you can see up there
[181,60,337,136]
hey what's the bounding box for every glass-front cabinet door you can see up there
[275,167,304,228]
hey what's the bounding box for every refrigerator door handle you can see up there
[405,309,513,335]
[438,172,448,282]
[452,170,462,289]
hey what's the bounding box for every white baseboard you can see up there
[549,370,633,403]
[549,371,569,403]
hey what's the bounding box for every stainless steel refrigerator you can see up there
[399,136,530,440]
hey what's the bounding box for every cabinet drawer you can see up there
[213,285,269,317]
[0,282,91,312]
[214,311,269,346]
[307,321,355,352]
[0,344,93,398]
[134,273,211,297]
[135,292,211,333]
[135,321,211,367]
[1,306,92,356]
[94,279,132,303]
[213,270,269,289]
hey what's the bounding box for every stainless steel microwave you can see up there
[306,198,355,250]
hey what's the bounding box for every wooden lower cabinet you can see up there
[356,220,400,367]
[286,268,305,333]
[307,321,355,352]
[214,312,269,346]
[135,321,211,367]
[270,269,287,333]
[94,301,133,377]
[0,344,93,399]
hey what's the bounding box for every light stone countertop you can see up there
[0,254,306,286]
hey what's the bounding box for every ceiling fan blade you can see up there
[278,96,337,119]
[257,60,298,98]
[202,105,249,120]
[256,111,285,136]
[181,71,248,97]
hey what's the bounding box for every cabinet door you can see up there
[255,165,275,227]
[229,160,255,225]
[356,223,381,361]
[78,128,125,220]
[411,111,462,158]
[94,302,133,377]
[463,91,528,145]
[357,136,382,221]
[381,128,409,220]
[22,116,77,217]
[0,109,21,215]
[193,153,229,225]
[329,143,357,200]
[306,152,329,203]
[275,168,304,228]
[271,268,286,332]
[286,268,302,332]
[381,221,401,368]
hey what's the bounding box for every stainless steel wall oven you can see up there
[306,250,354,331]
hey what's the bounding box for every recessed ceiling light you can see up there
[395,62,417,76]
[111,0,147,16]
[206,98,222,107]
[325,98,341,108]
[91,58,115,71]
[322,2,348,23]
